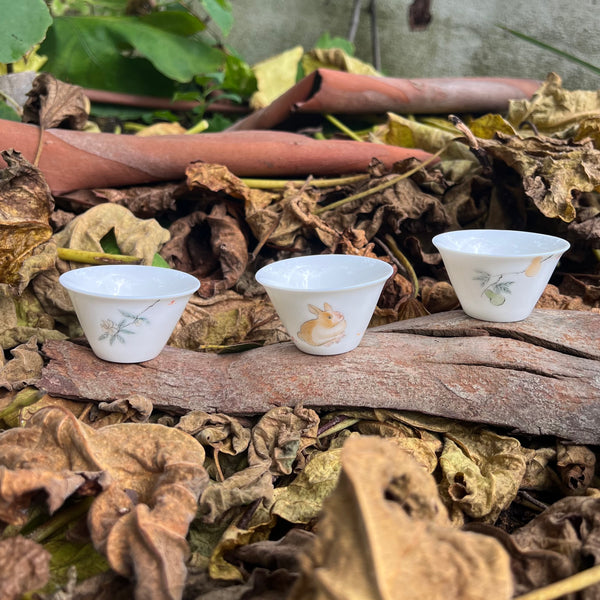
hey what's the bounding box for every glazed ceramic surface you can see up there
[255,254,394,355]
[432,229,570,322]
[59,265,200,363]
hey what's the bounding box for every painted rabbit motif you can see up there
[297,303,347,346]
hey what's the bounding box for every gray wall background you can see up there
[227,0,600,90]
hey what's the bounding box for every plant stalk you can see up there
[513,564,600,600]
[57,248,143,265]
[314,144,446,216]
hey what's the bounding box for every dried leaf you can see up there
[160,203,248,298]
[272,447,343,524]
[439,429,532,523]
[23,72,89,130]
[556,443,596,494]
[508,496,600,596]
[301,48,380,77]
[0,407,208,600]
[0,336,43,391]
[248,405,320,475]
[177,411,251,456]
[250,46,304,110]
[287,436,513,600]
[0,536,50,600]
[508,72,600,134]
[479,133,600,222]
[54,203,170,266]
[0,150,54,290]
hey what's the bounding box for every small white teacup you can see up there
[432,229,570,322]
[255,254,394,355]
[59,265,200,363]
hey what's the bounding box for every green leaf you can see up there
[498,26,600,76]
[152,253,170,268]
[41,14,226,95]
[314,32,355,56]
[140,10,207,36]
[0,101,20,121]
[223,53,257,97]
[0,0,52,63]
[201,0,233,36]
[41,17,175,96]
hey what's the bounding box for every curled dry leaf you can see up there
[160,202,248,298]
[287,435,513,600]
[439,429,532,523]
[177,411,251,456]
[507,496,600,596]
[0,150,54,291]
[22,72,90,131]
[54,203,170,266]
[0,407,208,600]
[0,536,50,600]
[507,72,600,135]
[556,443,596,494]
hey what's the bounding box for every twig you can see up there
[448,114,493,175]
[314,143,447,216]
[513,564,600,600]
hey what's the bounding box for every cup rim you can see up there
[59,264,200,300]
[432,229,570,258]
[255,254,394,293]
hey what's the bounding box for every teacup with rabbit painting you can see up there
[255,254,394,355]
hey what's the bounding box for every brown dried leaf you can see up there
[508,496,600,597]
[0,336,43,391]
[176,411,251,456]
[0,407,208,599]
[0,150,54,289]
[160,202,248,298]
[22,72,89,130]
[0,536,50,600]
[169,290,286,350]
[556,443,596,494]
[287,436,513,600]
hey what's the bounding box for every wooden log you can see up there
[39,309,600,444]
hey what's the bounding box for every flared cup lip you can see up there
[432,229,570,258]
[59,264,200,300]
[255,254,394,293]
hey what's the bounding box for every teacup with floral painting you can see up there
[59,265,199,363]
[433,229,570,322]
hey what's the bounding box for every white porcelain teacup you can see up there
[255,254,394,355]
[59,265,200,363]
[432,229,570,322]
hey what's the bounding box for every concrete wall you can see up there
[227,0,600,91]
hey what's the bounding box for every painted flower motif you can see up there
[98,300,159,345]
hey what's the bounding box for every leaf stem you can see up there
[241,174,368,190]
[383,234,419,297]
[513,564,600,600]
[57,248,143,265]
[325,114,364,142]
[314,144,446,216]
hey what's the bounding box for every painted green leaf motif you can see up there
[0,0,52,63]
[484,289,506,306]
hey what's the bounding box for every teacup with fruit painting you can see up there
[255,254,394,355]
[433,229,570,322]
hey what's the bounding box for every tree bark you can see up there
[39,309,600,444]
